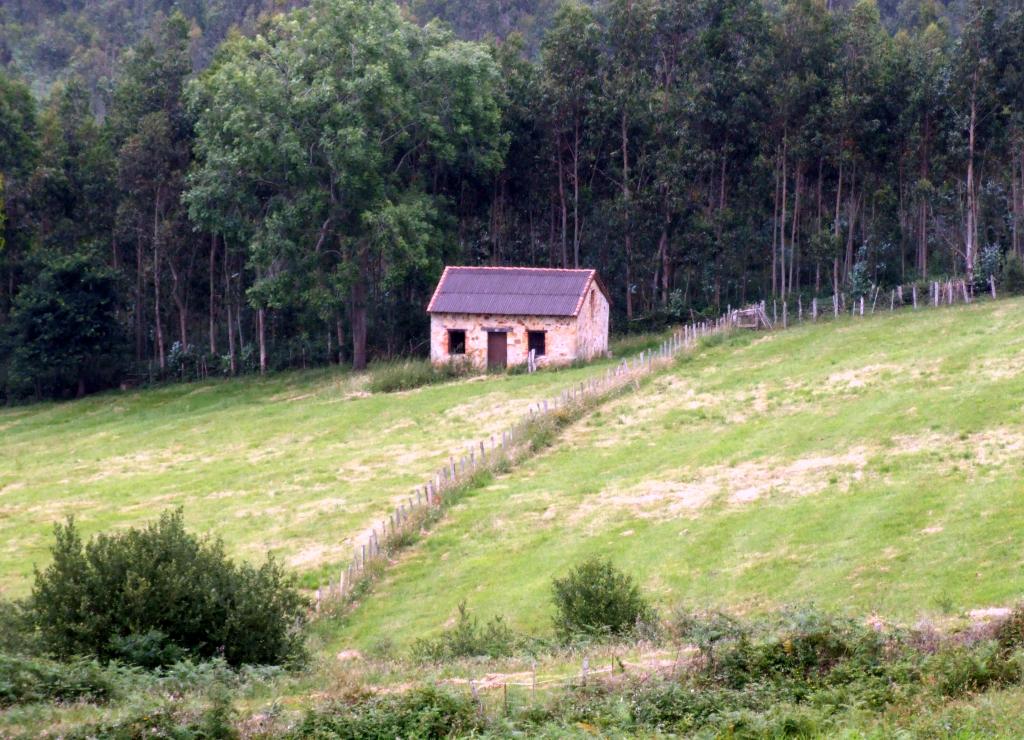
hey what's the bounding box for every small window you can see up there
[448,329,466,355]
[527,330,546,357]
[590,289,596,313]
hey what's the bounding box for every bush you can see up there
[368,359,470,393]
[925,642,1022,697]
[28,509,306,668]
[551,557,654,642]
[0,600,38,656]
[290,685,484,739]
[411,601,522,661]
[0,652,114,707]
[995,603,1024,653]
[1001,253,1024,295]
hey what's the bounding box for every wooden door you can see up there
[487,331,507,370]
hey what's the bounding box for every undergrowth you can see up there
[368,359,472,393]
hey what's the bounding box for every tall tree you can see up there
[188,0,506,370]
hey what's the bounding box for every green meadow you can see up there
[331,298,1024,649]
[6,302,1024,736]
[0,356,637,598]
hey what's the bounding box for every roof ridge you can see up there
[444,265,594,273]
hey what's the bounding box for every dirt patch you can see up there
[286,542,352,569]
[571,448,869,525]
[972,353,1024,381]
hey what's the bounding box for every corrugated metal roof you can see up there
[427,266,601,317]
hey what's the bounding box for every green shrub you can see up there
[551,557,654,642]
[925,642,1022,697]
[0,600,38,656]
[368,359,470,393]
[995,603,1024,653]
[290,685,483,739]
[1001,253,1024,295]
[109,630,187,670]
[28,509,306,668]
[0,652,114,707]
[411,601,522,661]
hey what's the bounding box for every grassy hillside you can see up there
[332,298,1024,650]
[0,357,635,598]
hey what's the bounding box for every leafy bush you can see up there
[411,601,522,661]
[0,600,38,656]
[290,685,483,739]
[1001,253,1024,295]
[995,603,1024,653]
[28,509,306,668]
[924,642,1022,697]
[551,557,653,642]
[368,359,470,393]
[0,652,114,707]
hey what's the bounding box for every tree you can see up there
[187,0,506,370]
[0,72,38,321]
[2,253,126,399]
[110,12,195,369]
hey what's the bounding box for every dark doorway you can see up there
[487,331,507,370]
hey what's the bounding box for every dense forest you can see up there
[1,0,1022,400]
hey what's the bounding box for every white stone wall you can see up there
[575,281,610,360]
[430,313,579,369]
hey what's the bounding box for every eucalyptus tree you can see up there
[187,0,506,370]
[540,1,603,271]
[109,12,194,367]
[0,72,38,320]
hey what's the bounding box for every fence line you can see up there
[312,316,740,612]
[313,274,997,612]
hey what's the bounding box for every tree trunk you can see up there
[833,161,843,295]
[965,80,979,285]
[152,188,165,370]
[771,151,780,297]
[789,164,802,296]
[780,138,788,298]
[168,259,188,350]
[919,113,930,276]
[209,233,217,355]
[257,306,267,374]
[556,138,568,269]
[223,239,236,375]
[621,110,633,320]
[351,246,369,370]
[135,232,145,361]
[572,120,581,269]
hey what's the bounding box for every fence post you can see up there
[991,274,997,299]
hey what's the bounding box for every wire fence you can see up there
[311,316,736,612]
[312,274,1000,613]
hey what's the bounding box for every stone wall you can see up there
[575,281,610,360]
[430,312,579,369]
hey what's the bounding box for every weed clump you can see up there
[411,601,522,661]
[291,685,483,739]
[0,653,114,707]
[368,359,470,393]
[551,557,654,642]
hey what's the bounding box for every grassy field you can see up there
[331,298,1024,650]
[6,303,1024,736]
[0,354,645,599]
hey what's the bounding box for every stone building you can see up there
[427,266,610,370]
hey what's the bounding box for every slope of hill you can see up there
[0,357,631,598]
[333,298,1024,649]
[5,302,1024,736]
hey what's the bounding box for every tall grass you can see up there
[367,359,473,393]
